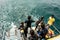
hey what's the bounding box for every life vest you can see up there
[48,17,55,26]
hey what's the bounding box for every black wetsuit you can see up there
[36,19,44,28]
[25,20,35,27]
[24,19,35,37]
[36,20,40,28]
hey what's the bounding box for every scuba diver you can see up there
[36,16,44,28]
[24,16,35,37]
[18,22,25,36]
[28,29,38,40]
[39,22,48,40]
[47,15,55,38]
[47,15,55,26]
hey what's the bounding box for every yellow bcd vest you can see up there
[48,17,55,26]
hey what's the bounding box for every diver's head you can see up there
[51,15,54,18]
[20,22,24,25]
[21,22,24,24]
[41,16,44,19]
[28,16,31,20]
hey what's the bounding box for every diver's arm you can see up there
[31,20,35,22]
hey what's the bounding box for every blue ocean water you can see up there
[0,0,60,35]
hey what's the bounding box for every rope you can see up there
[52,25,60,34]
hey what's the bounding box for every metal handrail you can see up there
[52,25,60,34]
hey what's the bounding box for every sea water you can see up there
[0,0,60,40]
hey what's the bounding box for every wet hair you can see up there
[39,16,44,21]
[30,30,34,35]
[51,15,54,18]
[21,22,24,24]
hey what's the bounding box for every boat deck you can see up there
[48,35,60,40]
[5,30,60,40]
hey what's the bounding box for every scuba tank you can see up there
[20,27,24,34]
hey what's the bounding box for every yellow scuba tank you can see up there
[20,28,24,33]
